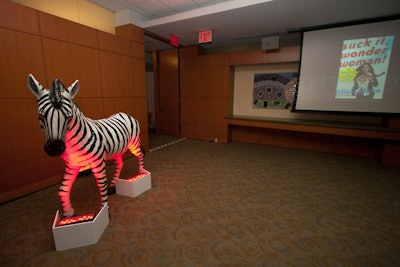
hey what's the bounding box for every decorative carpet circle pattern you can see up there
[1,138,400,266]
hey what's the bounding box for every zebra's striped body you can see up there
[28,74,145,217]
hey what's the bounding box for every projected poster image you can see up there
[336,36,393,100]
[253,72,298,109]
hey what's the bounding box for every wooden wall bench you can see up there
[226,116,400,141]
[225,115,400,165]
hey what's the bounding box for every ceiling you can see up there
[88,0,400,52]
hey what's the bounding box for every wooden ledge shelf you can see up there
[225,116,400,141]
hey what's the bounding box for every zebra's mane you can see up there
[49,79,64,109]
[47,79,86,122]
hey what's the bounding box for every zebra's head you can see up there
[28,74,79,157]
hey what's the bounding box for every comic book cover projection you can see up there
[336,36,393,100]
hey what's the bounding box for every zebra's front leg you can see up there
[59,166,80,217]
[107,155,124,195]
[111,155,124,186]
[91,160,109,208]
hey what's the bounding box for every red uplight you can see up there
[57,213,95,226]
[128,173,147,182]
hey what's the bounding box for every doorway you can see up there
[154,49,180,137]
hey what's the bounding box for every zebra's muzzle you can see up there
[44,140,66,156]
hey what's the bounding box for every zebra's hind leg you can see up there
[59,166,80,217]
[129,143,145,174]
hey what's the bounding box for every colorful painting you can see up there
[253,72,298,109]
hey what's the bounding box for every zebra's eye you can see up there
[65,115,73,130]
[38,115,45,131]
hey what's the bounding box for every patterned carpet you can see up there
[0,135,399,266]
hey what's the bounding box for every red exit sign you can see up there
[170,34,179,47]
[198,30,212,44]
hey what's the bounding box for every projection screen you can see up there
[294,18,400,114]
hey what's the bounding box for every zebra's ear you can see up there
[67,80,79,99]
[27,74,45,100]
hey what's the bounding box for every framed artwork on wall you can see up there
[252,72,298,109]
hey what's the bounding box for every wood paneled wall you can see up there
[180,47,230,142]
[0,0,147,203]
[179,45,300,143]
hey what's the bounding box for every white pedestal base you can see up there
[115,169,151,197]
[52,203,109,251]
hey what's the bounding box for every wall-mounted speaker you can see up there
[261,36,279,50]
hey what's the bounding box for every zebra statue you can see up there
[28,74,145,217]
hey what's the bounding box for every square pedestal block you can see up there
[115,170,151,197]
